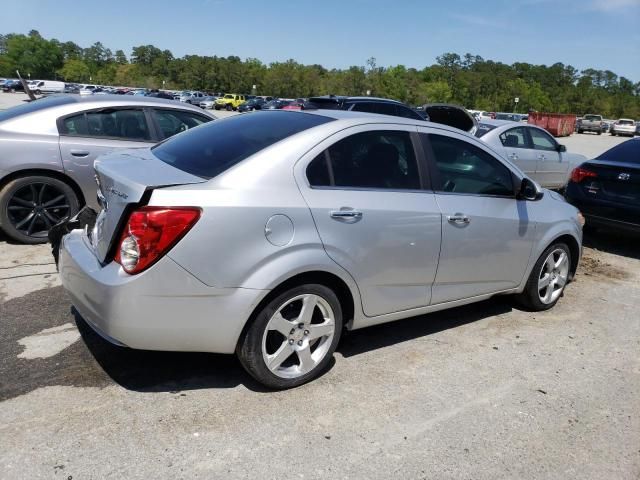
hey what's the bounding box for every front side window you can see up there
[528,127,557,151]
[153,109,210,139]
[499,127,529,148]
[306,130,420,190]
[427,134,513,196]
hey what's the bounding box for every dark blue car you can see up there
[565,138,640,233]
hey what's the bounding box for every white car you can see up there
[610,119,636,137]
[29,80,65,95]
[476,120,586,189]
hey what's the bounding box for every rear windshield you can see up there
[618,120,634,125]
[583,115,602,121]
[596,139,640,163]
[152,111,334,179]
[475,123,497,138]
[0,95,75,123]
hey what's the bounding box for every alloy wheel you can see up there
[537,248,569,305]
[6,182,71,238]
[261,294,336,379]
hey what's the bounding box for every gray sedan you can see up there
[475,120,586,189]
[58,110,583,389]
[0,95,215,243]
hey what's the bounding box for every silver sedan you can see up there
[58,110,583,389]
[0,95,215,243]
[475,120,586,189]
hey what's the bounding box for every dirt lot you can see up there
[0,97,639,479]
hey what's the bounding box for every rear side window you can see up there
[152,111,333,179]
[427,134,513,196]
[596,139,640,163]
[499,127,528,148]
[153,109,210,139]
[529,128,557,151]
[60,109,150,141]
[306,130,420,190]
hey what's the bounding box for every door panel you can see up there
[498,126,537,179]
[59,136,154,210]
[527,127,564,188]
[432,194,534,303]
[297,126,442,317]
[421,130,535,304]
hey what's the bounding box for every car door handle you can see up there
[330,210,363,219]
[508,153,518,160]
[70,149,90,157]
[537,154,546,160]
[447,213,470,225]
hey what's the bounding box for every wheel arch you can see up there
[552,233,581,280]
[236,270,356,352]
[0,168,86,207]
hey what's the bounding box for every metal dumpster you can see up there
[528,112,576,137]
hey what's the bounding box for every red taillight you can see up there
[570,167,598,183]
[115,207,201,274]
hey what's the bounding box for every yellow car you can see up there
[214,94,246,111]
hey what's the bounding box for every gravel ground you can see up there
[0,94,638,479]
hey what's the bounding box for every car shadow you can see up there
[583,229,640,260]
[73,309,272,393]
[75,298,512,393]
[338,298,512,358]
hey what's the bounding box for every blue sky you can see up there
[2,0,640,81]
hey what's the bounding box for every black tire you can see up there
[0,175,80,244]
[515,242,571,311]
[611,131,616,136]
[237,283,343,389]
[34,89,41,95]
[226,104,232,111]
[597,131,601,135]
[577,129,583,134]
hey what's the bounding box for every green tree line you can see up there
[1,30,639,118]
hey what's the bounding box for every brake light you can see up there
[570,167,598,183]
[115,207,201,274]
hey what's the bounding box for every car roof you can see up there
[477,119,518,127]
[308,95,405,105]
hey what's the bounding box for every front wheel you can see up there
[0,176,79,244]
[515,243,571,311]
[237,284,343,389]
[611,131,616,136]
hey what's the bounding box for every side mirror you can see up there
[518,177,544,201]
[557,144,567,153]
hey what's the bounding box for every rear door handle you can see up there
[330,210,363,220]
[508,153,518,160]
[447,213,470,225]
[70,150,90,158]
[537,154,546,160]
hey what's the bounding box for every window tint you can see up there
[62,113,88,136]
[529,128,557,151]
[88,109,150,140]
[499,127,528,148]
[153,109,210,139]
[428,134,513,196]
[307,130,420,190]
[349,102,375,113]
[153,111,333,179]
[395,105,423,120]
[596,139,640,163]
[61,109,150,141]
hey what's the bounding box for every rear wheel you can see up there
[226,104,232,111]
[237,284,342,389]
[515,242,571,311]
[0,176,79,244]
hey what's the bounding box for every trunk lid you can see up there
[91,148,207,262]
[579,159,640,208]
[422,104,477,133]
